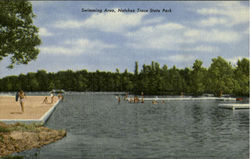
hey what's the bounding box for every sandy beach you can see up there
[0,96,58,120]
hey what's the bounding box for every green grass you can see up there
[0,122,44,134]
[8,122,44,132]
[0,126,9,133]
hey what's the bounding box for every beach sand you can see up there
[0,96,58,120]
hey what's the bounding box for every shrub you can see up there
[0,126,9,133]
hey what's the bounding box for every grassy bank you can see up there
[0,122,66,157]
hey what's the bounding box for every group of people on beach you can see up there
[15,90,64,113]
[43,93,64,104]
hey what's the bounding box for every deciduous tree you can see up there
[0,0,41,68]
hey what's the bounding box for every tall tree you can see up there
[234,58,249,96]
[133,61,139,94]
[121,69,134,92]
[168,65,183,94]
[208,56,235,96]
[190,60,206,96]
[134,61,139,76]
[0,0,41,68]
[36,70,48,91]
[26,72,39,91]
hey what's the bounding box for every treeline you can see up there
[0,56,249,96]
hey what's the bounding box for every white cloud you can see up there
[65,39,115,50]
[244,27,249,35]
[144,17,164,25]
[184,45,219,52]
[127,20,240,51]
[199,17,228,27]
[197,8,221,15]
[184,29,241,43]
[183,29,199,38]
[40,38,115,55]
[166,54,195,63]
[32,1,53,8]
[126,22,185,38]
[126,22,186,50]
[40,46,73,55]
[83,11,146,32]
[197,1,248,26]
[53,20,82,29]
[39,28,53,37]
[155,23,185,30]
[53,10,146,32]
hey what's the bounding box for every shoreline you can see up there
[0,122,66,157]
[0,96,66,157]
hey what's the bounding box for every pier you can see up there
[218,103,250,110]
[126,97,236,101]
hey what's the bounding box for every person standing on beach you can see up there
[50,93,54,103]
[18,90,26,113]
[43,97,49,104]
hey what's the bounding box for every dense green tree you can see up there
[0,58,248,96]
[121,69,134,92]
[179,67,192,94]
[26,72,39,91]
[208,56,235,96]
[134,61,139,76]
[234,58,249,96]
[18,74,26,91]
[190,60,206,96]
[0,0,41,68]
[133,61,140,94]
[168,65,183,94]
[36,70,49,91]
[75,70,88,91]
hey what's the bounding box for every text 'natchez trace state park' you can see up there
[81,8,172,14]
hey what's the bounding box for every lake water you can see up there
[18,93,249,159]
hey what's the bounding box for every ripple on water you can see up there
[19,93,249,159]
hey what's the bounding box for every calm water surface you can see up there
[19,93,249,159]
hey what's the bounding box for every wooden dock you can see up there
[218,103,250,110]
[125,97,236,101]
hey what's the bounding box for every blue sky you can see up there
[0,1,249,78]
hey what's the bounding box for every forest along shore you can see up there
[0,122,66,157]
[0,57,248,97]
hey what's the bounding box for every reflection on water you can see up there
[18,93,249,159]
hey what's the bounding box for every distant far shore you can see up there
[0,58,249,97]
[0,91,248,98]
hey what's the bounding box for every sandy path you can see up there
[0,96,58,120]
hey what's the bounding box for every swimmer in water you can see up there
[152,100,158,104]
